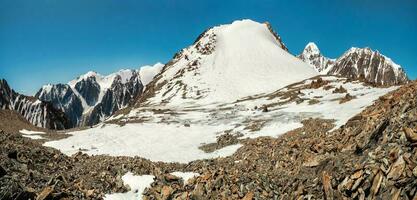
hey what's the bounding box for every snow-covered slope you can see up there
[143,19,318,105]
[36,63,163,127]
[298,43,409,85]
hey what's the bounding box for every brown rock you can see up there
[242,191,254,200]
[36,186,53,200]
[164,174,180,182]
[350,170,363,180]
[413,166,417,177]
[161,185,173,199]
[387,156,405,180]
[370,171,383,198]
[303,156,321,167]
[391,188,401,200]
[322,171,333,200]
[85,189,95,197]
[404,127,417,142]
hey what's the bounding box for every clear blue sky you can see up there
[1,0,416,95]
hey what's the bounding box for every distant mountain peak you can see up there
[298,43,409,85]
[298,42,334,74]
[303,42,320,55]
[36,63,163,127]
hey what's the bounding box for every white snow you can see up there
[139,63,165,86]
[44,123,243,163]
[22,135,44,139]
[151,19,318,105]
[19,129,45,135]
[104,172,155,200]
[170,172,200,184]
[19,129,46,140]
[44,76,395,164]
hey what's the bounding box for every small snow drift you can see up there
[170,172,200,184]
[104,172,155,200]
[20,129,46,140]
[144,19,318,105]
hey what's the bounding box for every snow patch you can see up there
[170,172,200,184]
[104,172,155,200]
[19,129,45,135]
[20,129,46,140]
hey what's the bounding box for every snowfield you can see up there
[43,76,396,163]
[44,123,242,163]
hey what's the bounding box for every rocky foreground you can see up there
[1,81,417,199]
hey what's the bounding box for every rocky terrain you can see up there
[1,80,416,199]
[298,43,409,86]
[142,80,417,199]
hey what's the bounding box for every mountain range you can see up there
[0,19,410,130]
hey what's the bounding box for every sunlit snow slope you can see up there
[146,19,318,105]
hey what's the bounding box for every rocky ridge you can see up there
[0,79,70,130]
[35,64,166,128]
[298,43,409,86]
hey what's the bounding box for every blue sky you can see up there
[1,0,416,95]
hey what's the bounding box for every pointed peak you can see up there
[306,42,319,50]
[82,71,99,78]
[303,42,320,55]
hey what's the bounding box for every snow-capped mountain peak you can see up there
[298,43,409,85]
[36,63,164,127]
[330,47,408,85]
[298,42,335,74]
[303,42,320,55]
[141,19,318,105]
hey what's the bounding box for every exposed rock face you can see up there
[330,47,408,85]
[36,69,145,127]
[264,21,289,52]
[35,84,83,128]
[73,76,100,106]
[0,79,70,130]
[297,42,335,73]
[298,43,409,85]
